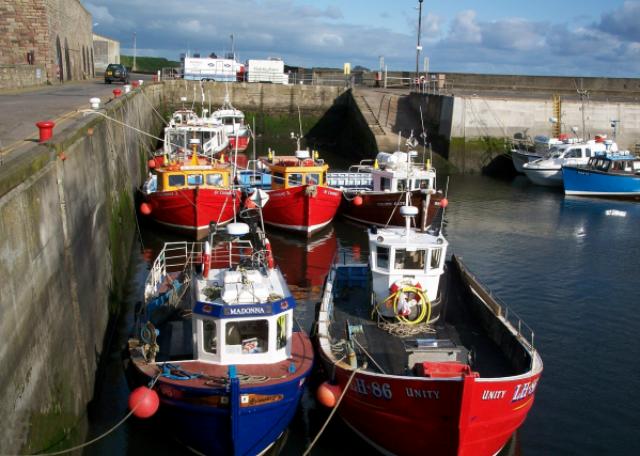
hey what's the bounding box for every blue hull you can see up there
[153,374,309,455]
[563,166,640,196]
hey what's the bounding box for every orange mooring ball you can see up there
[128,386,159,418]
[316,381,341,408]
[352,195,363,206]
[440,198,449,209]
[147,159,156,169]
[140,202,152,215]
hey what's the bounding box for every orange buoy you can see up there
[147,159,156,169]
[317,381,341,408]
[140,203,152,215]
[440,198,449,209]
[128,386,159,418]
[352,195,363,206]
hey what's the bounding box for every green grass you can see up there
[120,55,181,74]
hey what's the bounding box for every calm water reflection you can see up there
[86,174,640,455]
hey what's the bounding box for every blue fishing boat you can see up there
[563,152,640,197]
[127,210,313,455]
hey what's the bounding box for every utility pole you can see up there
[415,0,424,82]
[133,32,137,72]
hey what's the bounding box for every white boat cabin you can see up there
[368,210,448,318]
[191,235,295,366]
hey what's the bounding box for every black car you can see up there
[104,63,129,84]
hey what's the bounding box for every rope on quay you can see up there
[16,374,162,456]
[302,367,359,456]
[78,109,164,159]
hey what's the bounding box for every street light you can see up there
[415,0,424,83]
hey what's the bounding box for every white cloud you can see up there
[81,0,640,76]
[449,10,481,44]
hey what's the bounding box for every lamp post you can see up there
[415,0,424,83]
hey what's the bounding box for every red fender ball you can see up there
[352,195,363,206]
[140,203,152,215]
[317,381,341,408]
[147,159,157,169]
[440,198,449,209]
[128,386,159,418]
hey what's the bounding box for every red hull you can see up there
[229,134,250,153]
[342,190,445,226]
[262,185,342,236]
[144,188,241,239]
[322,359,540,456]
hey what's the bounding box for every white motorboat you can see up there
[511,135,563,173]
[523,139,617,187]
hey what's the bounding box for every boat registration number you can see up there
[350,378,393,399]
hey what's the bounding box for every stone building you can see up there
[0,0,93,89]
[93,33,120,74]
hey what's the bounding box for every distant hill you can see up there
[120,55,181,74]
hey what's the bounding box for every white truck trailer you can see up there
[246,59,287,84]
[183,57,244,82]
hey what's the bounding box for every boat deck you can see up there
[131,325,313,389]
[328,263,515,378]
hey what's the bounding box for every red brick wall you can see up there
[0,0,92,86]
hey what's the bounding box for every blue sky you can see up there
[85,0,640,76]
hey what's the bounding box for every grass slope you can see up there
[120,55,181,74]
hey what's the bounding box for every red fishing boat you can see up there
[140,139,241,239]
[315,198,542,456]
[328,147,446,227]
[256,148,342,236]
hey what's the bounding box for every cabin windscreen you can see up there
[376,246,389,270]
[225,319,269,354]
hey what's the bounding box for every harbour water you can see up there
[86,173,640,455]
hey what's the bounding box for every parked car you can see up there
[104,64,129,84]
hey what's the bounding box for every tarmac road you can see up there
[0,73,152,162]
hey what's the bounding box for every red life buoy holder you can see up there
[265,239,275,269]
[202,241,211,277]
[390,280,422,294]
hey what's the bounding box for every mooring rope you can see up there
[20,374,162,456]
[302,367,359,456]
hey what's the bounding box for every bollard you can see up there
[124,84,131,93]
[132,80,139,88]
[89,97,101,109]
[35,121,55,143]
[138,79,143,86]
[113,88,122,97]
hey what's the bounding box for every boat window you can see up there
[168,174,185,187]
[288,173,303,186]
[169,133,186,154]
[417,179,431,189]
[276,314,287,350]
[430,248,442,270]
[564,149,580,158]
[206,173,224,186]
[225,320,268,354]
[394,248,425,270]
[203,319,217,354]
[585,148,591,157]
[306,173,320,185]
[633,161,640,171]
[381,177,391,191]
[376,246,389,270]
[397,179,408,192]
[187,174,204,186]
[272,172,285,184]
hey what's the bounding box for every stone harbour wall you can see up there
[0,83,164,454]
